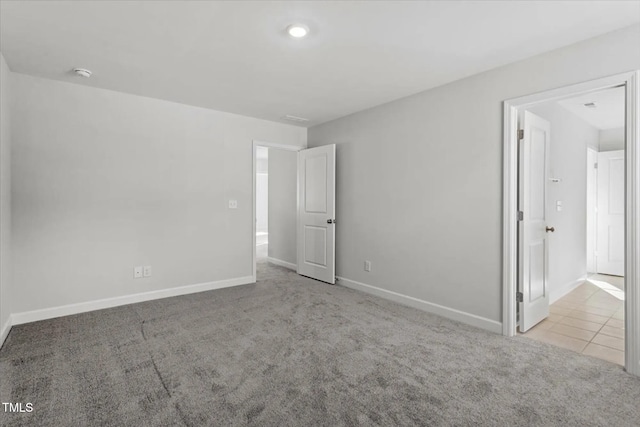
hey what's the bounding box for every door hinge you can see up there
[594,162,598,169]
[518,211,524,221]
[516,292,523,303]
[517,129,524,140]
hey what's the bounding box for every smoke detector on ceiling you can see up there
[282,115,309,123]
[73,68,92,78]
[583,102,597,109]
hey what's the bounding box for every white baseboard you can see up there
[336,276,503,334]
[0,316,11,349]
[11,275,255,326]
[550,275,587,304]
[267,257,297,271]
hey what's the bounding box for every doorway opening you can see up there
[256,147,269,261]
[517,86,626,365]
[502,71,640,376]
[252,141,301,281]
[252,141,337,284]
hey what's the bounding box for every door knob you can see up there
[546,226,555,233]
[327,219,336,224]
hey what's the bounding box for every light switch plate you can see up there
[228,200,238,209]
[134,266,143,279]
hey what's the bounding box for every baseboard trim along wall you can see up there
[0,317,11,349]
[336,276,503,334]
[267,257,297,271]
[10,275,255,326]
[550,276,587,305]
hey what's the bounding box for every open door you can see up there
[597,150,625,276]
[297,145,336,284]
[518,111,551,332]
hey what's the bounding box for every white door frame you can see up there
[502,71,640,376]
[252,140,304,281]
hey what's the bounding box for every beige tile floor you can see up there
[521,274,625,365]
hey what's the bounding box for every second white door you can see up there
[597,150,625,277]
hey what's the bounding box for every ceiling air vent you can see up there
[583,102,597,109]
[282,115,309,123]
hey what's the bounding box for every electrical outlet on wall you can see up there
[134,266,143,279]
[143,266,152,277]
[228,200,238,209]
[364,260,372,272]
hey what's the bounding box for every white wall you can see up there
[527,102,599,301]
[586,148,598,274]
[256,151,268,234]
[268,148,297,265]
[11,73,306,316]
[256,173,268,234]
[308,24,640,328]
[600,127,625,152]
[0,53,11,337]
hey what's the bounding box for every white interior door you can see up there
[597,150,625,276]
[297,145,336,284]
[519,111,551,332]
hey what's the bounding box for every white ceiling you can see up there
[558,86,626,130]
[1,1,639,127]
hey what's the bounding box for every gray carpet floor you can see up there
[1,261,639,426]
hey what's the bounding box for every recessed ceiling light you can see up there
[73,68,92,78]
[287,24,309,38]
